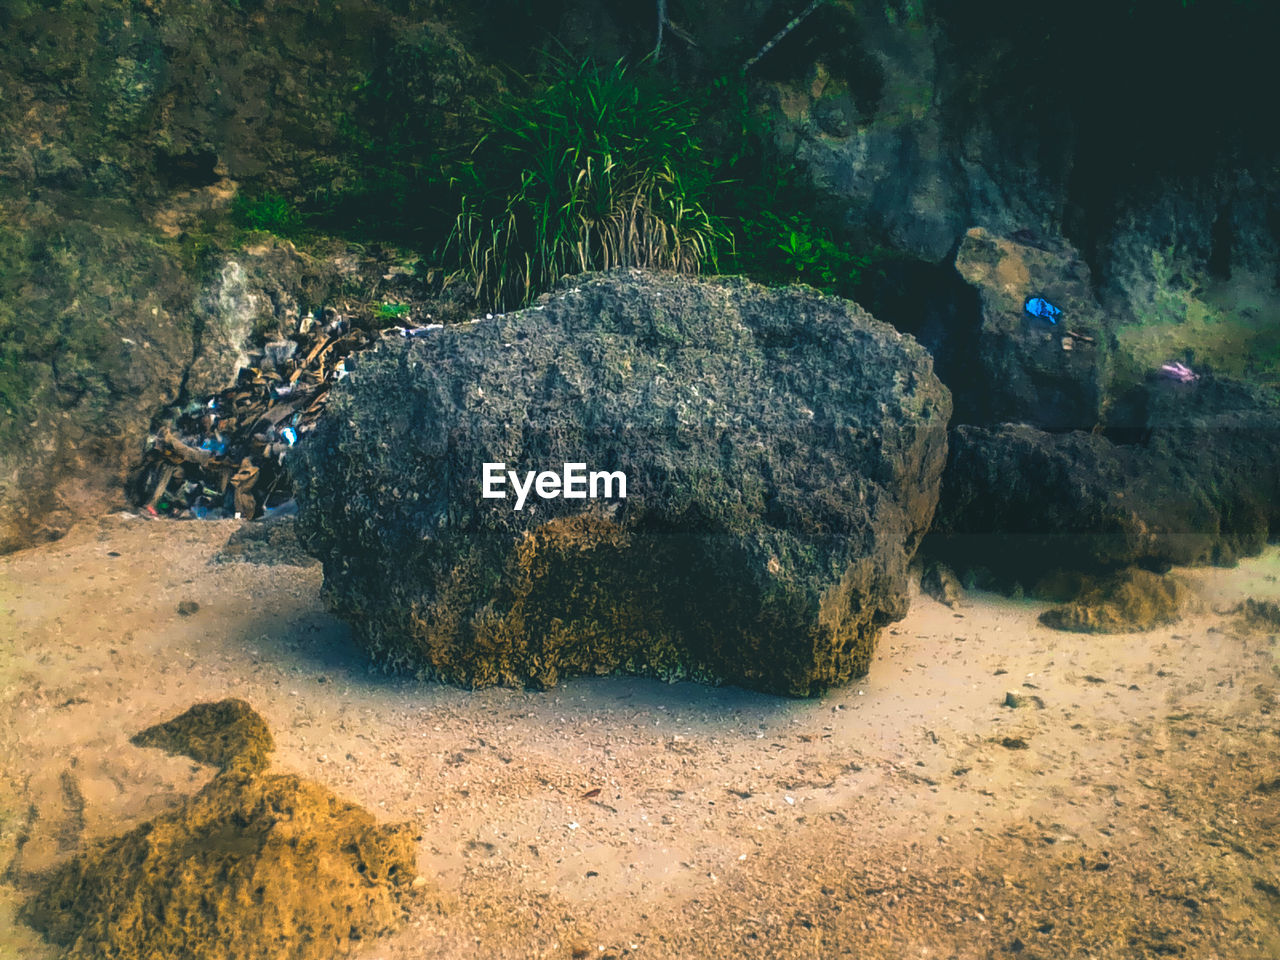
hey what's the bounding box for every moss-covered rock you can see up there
[130,698,275,775]
[920,561,965,608]
[1038,568,1185,633]
[22,701,425,960]
[1234,598,1280,632]
[291,269,951,696]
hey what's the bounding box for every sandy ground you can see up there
[1,515,1277,960]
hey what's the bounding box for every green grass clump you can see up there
[443,57,729,311]
[230,191,304,237]
[373,302,411,321]
[318,53,874,312]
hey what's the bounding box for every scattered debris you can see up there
[133,308,441,521]
[1159,361,1199,383]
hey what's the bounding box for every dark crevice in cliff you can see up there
[854,252,984,428]
[155,148,220,190]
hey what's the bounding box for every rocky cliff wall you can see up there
[0,1,484,551]
[1,0,1276,552]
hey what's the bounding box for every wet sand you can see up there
[2,515,1278,958]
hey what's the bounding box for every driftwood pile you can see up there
[135,308,423,520]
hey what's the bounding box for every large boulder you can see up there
[292,270,951,696]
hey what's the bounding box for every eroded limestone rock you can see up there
[292,270,952,696]
[22,700,427,960]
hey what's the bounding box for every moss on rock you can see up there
[1038,568,1184,633]
[22,700,426,960]
[130,698,275,774]
[1235,598,1280,632]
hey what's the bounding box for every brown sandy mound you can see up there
[1038,567,1185,632]
[21,700,427,960]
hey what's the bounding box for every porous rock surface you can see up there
[21,699,422,960]
[929,378,1280,586]
[292,270,951,696]
[953,227,1109,432]
[129,697,276,774]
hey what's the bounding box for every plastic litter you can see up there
[1024,296,1062,324]
[1160,361,1199,383]
[260,499,298,521]
[263,340,298,369]
[132,305,384,520]
[199,436,228,456]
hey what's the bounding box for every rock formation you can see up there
[929,377,1280,586]
[1038,568,1185,634]
[292,270,951,695]
[21,699,425,960]
[952,228,1109,432]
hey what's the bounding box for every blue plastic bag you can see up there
[1024,296,1061,324]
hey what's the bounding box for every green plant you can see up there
[374,302,411,321]
[323,53,873,308]
[697,74,870,297]
[230,191,304,237]
[442,56,728,311]
[758,210,870,290]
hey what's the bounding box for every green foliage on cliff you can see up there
[231,192,304,238]
[444,57,728,310]
[696,72,872,298]
[321,47,870,311]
